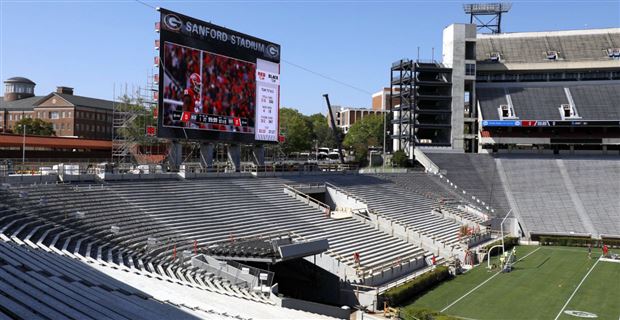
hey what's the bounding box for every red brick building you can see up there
[1,77,113,140]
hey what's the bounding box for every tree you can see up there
[343,114,384,163]
[279,107,312,154]
[392,150,408,167]
[308,113,338,149]
[14,117,55,136]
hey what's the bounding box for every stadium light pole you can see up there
[500,209,512,253]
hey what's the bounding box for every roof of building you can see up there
[477,80,620,121]
[0,96,46,111]
[4,77,35,85]
[1,92,115,111]
[49,92,115,110]
[476,27,620,65]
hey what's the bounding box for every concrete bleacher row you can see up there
[0,177,432,280]
[499,155,620,237]
[0,189,272,304]
[1,172,496,286]
[104,178,428,279]
[282,174,477,250]
[377,172,490,224]
[0,239,201,320]
[425,153,511,216]
[477,82,620,121]
[476,29,620,63]
[424,152,620,238]
[0,237,333,320]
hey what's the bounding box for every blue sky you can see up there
[1,0,618,115]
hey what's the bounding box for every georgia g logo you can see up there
[266,44,279,58]
[163,14,183,31]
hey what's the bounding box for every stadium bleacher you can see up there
[0,239,333,319]
[498,156,592,236]
[477,81,620,121]
[281,174,487,250]
[476,29,620,63]
[0,240,198,320]
[0,172,494,283]
[423,152,620,239]
[425,153,511,215]
[563,157,620,237]
[1,178,430,283]
[0,185,274,304]
[569,84,620,119]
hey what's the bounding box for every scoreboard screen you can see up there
[157,8,281,143]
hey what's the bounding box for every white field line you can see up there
[441,247,542,313]
[554,256,601,320]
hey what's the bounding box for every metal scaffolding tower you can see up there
[111,73,159,165]
[390,60,453,162]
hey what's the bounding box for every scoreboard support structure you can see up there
[170,141,183,171]
[227,144,241,172]
[253,145,265,166]
[199,143,215,168]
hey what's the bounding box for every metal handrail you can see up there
[283,184,330,212]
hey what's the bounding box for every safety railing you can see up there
[192,254,274,291]
[283,184,331,214]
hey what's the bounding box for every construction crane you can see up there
[323,94,345,164]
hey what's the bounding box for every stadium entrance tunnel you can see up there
[283,183,368,219]
[250,258,342,307]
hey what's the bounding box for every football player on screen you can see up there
[183,72,202,113]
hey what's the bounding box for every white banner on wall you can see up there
[255,59,280,142]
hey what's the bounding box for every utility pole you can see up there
[22,125,27,164]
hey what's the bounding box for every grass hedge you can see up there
[400,306,460,320]
[383,266,451,306]
[484,236,519,257]
[539,236,620,248]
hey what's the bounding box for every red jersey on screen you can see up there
[183,88,201,113]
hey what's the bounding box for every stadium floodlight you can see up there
[463,3,512,34]
[463,3,512,14]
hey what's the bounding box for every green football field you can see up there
[404,245,620,320]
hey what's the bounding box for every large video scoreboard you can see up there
[157,8,281,143]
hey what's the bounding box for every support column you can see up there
[227,144,241,172]
[253,145,265,166]
[200,143,214,168]
[168,140,182,172]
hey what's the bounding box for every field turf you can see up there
[404,245,620,320]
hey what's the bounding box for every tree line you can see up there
[279,107,386,163]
